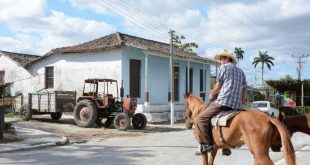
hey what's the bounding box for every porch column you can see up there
[169,54,174,125]
[169,30,175,126]
[301,81,304,107]
[144,53,149,111]
[203,63,206,102]
[187,61,190,93]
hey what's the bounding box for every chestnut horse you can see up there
[271,113,310,151]
[184,94,295,165]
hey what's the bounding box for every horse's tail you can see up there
[269,117,296,165]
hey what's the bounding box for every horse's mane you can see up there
[186,94,206,119]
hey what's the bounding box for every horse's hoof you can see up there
[222,148,231,156]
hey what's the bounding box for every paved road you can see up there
[0,124,309,165]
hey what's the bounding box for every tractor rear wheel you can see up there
[114,113,130,131]
[74,100,97,127]
[51,112,62,120]
[19,104,32,121]
[132,113,147,130]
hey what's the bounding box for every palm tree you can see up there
[234,47,244,64]
[252,50,274,85]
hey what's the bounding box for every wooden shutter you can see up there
[45,66,54,89]
[130,59,141,98]
[0,71,4,84]
[174,66,179,101]
[186,68,193,93]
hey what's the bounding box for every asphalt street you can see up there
[0,124,309,165]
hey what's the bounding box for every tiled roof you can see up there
[26,32,216,68]
[0,50,40,66]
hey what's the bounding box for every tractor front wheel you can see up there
[132,113,147,130]
[114,113,130,131]
[51,112,62,120]
[74,100,97,127]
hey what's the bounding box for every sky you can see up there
[0,0,309,87]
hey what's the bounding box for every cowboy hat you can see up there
[213,50,237,65]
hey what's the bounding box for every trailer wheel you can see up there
[74,100,97,127]
[132,113,147,130]
[19,104,32,121]
[51,112,62,120]
[114,113,130,131]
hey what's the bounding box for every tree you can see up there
[210,75,216,89]
[170,33,198,52]
[252,50,274,85]
[234,47,244,63]
[280,75,294,81]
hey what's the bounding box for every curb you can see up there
[0,127,70,154]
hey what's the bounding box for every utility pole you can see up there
[292,54,309,107]
[292,54,309,81]
[169,30,175,126]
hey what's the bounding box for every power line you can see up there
[116,0,220,55]
[107,0,170,35]
[92,0,169,42]
[93,0,220,56]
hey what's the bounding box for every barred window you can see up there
[45,66,54,89]
[0,70,4,83]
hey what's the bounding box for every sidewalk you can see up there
[0,126,69,153]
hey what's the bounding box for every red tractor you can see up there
[73,78,147,131]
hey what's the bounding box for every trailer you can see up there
[19,91,76,121]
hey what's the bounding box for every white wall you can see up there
[29,49,123,97]
[0,55,34,96]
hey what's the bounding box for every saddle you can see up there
[210,110,241,148]
[211,110,240,127]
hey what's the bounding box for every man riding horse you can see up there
[195,50,247,154]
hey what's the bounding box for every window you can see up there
[130,59,141,98]
[45,66,54,89]
[0,70,4,84]
[185,67,193,93]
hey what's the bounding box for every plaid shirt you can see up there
[215,63,247,109]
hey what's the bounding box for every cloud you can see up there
[0,0,116,54]
[0,0,309,82]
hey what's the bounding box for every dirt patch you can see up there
[12,115,186,143]
[0,133,23,144]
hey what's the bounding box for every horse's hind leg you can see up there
[254,154,273,165]
[251,139,273,165]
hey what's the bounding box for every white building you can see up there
[10,33,217,122]
[0,51,39,96]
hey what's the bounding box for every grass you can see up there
[5,112,19,118]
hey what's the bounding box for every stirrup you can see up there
[200,144,214,154]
